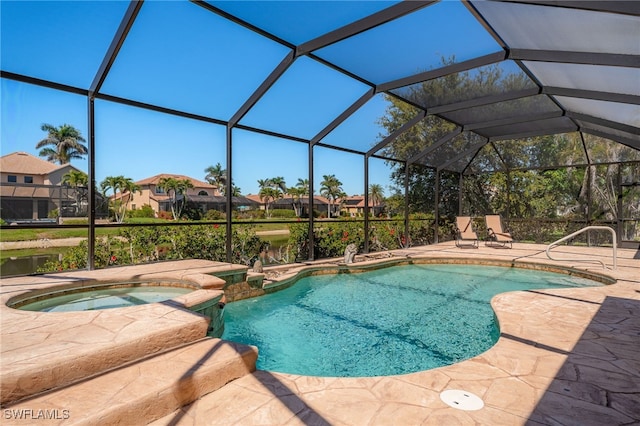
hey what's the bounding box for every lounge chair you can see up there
[455,216,479,248]
[485,215,513,248]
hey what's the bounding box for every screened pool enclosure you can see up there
[1,1,638,274]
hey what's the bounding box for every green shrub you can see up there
[37,224,264,272]
[63,218,88,225]
[48,208,59,219]
[205,209,225,220]
[270,209,296,218]
[129,204,155,218]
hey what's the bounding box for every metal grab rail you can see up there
[546,226,617,269]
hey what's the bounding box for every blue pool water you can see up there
[222,264,600,377]
[18,285,193,312]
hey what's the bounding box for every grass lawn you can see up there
[0,227,120,242]
[0,219,294,242]
[0,247,71,261]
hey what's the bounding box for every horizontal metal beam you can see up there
[567,111,640,136]
[464,110,564,131]
[1,70,88,96]
[96,93,227,125]
[488,124,579,142]
[378,51,507,93]
[311,88,375,145]
[544,86,640,105]
[233,123,309,144]
[581,128,640,150]
[428,87,540,115]
[366,110,426,156]
[191,0,295,49]
[499,0,640,16]
[297,1,435,55]
[509,48,640,67]
[408,127,462,165]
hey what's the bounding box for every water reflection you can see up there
[1,254,61,277]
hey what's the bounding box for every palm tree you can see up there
[100,175,140,223]
[319,174,344,218]
[62,170,88,216]
[158,177,194,220]
[289,178,310,217]
[270,176,287,194]
[368,184,385,216]
[36,123,88,164]
[204,163,226,194]
[257,177,286,218]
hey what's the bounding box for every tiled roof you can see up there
[0,152,72,175]
[136,173,216,189]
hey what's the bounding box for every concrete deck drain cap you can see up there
[439,389,484,411]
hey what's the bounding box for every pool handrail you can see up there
[546,226,617,270]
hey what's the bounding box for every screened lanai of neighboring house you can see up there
[1,0,639,272]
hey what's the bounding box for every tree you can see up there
[204,163,242,196]
[368,184,385,216]
[320,174,344,218]
[158,177,194,220]
[36,123,88,164]
[288,178,310,217]
[378,58,531,216]
[101,175,140,223]
[62,170,88,216]
[204,163,226,193]
[258,177,286,218]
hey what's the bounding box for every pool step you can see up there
[0,306,211,406]
[2,338,258,426]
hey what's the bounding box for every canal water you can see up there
[1,253,61,277]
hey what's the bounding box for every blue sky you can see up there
[1,0,500,196]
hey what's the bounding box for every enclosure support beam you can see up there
[228,51,296,128]
[311,88,375,146]
[458,172,464,216]
[225,126,233,263]
[87,98,96,271]
[407,127,462,166]
[617,166,623,246]
[404,162,410,248]
[364,155,370,253]
[543,87,640,105]
[308,144,315,261]
[297,1,433,55]
[509,49,640,68]
[378,51,506,93]
[89,0,142,94]
[367,111,427,157]
[434,169,440,244]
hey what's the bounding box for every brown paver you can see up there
[1,244,639,425]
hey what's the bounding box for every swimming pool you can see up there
[222,263,601,377]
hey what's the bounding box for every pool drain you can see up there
[439,389,484,411]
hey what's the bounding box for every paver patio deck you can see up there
[1,243,638,425]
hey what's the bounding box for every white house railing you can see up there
[546,226,617,269]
